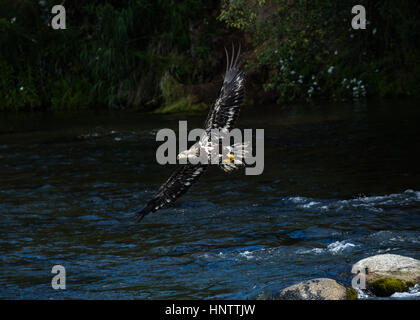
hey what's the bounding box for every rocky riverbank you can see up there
[258,254,420,300]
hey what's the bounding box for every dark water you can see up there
[1,101,419,299]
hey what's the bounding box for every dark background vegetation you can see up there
[0,0,419,112]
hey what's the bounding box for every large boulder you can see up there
[273,278,347,300]
[352,254,420,283]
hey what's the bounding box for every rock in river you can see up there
[273,278,347,300]
[352,254,420,283]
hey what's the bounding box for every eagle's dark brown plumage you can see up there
[136,45,245,221]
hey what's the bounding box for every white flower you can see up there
[327,66,334,74]
[19,86,24,91]
[290,70,296,75]
[11,17,16,23]
[372,28,377,35]
[334,50,338,55]
[307,87,314,97]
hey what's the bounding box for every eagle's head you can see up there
[177,150,190,160]
[177,152,186,160]
[177,145,201,161]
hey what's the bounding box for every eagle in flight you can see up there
[137,45,247,221]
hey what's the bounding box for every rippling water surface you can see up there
[0,101,419,299]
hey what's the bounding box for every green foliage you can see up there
[154,72,208,114]
[50,76,93,111]
[160,72,186,107]
[0,0,218,111]
[2,1,419,111]
[219,0,420,104]
[80,3,137,108]
[370,278,415,297]
[154,96,208,114]
[0,60,40,111]
[219,0,265,31]
[345,287,358,300]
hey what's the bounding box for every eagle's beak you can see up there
[177,153,186,160]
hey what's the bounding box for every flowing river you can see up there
[0,100,419,299]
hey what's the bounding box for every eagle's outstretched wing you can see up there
[137,45,245,221]
[136,164,207,221]
[204,45,245,132]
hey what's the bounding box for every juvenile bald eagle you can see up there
[137,45,247,221]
